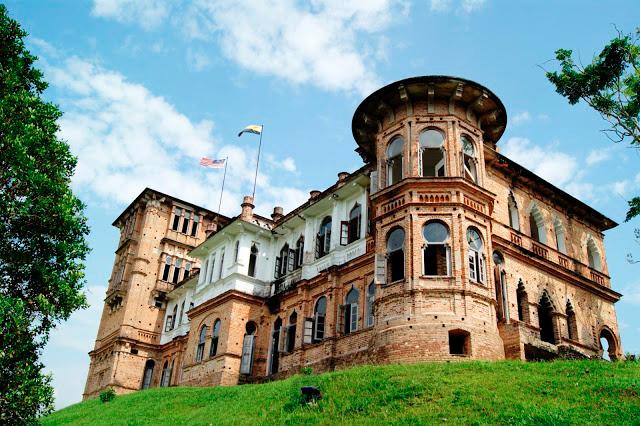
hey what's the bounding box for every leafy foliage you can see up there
[99,389,115,404]
[546,27,640,222]
[0,4,90,423]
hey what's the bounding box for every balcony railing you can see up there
[531,242,548,259]
[271,269,302,296]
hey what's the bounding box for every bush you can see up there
[301,367,313,376]
[99,388,116,403]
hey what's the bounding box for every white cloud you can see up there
[511,111,531,125]
[429,0,485,13]
[502,137,578,188]
[461,0,486,13]
[45,55,307,216]
[186,48,212,72]
[29,36,59,57]
[92,0,408,95]
[586,148,611,166]
[429,0,452,12]
[621,283,640,305]
[610,180,629,196]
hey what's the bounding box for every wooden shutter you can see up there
[337,305,345,335]
[303,318,313,344]
[278,328,286,352]
[165,316,172,332]
[324,229,331,253]
[370,171,378,194]
[340,221,349,246]
[288,249,296,271]
[274,256,281,278]
[350,304,358,332]
[468,252,476,281]
[374,254,386,285]
[315,235,321,258]
[479,254,486,284]
[240,335,255,375]
[314,313,325,341]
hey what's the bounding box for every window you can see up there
[346,204,361,244]
[206,254,216,283]
[566,300,578,341]
[516,280,529,323]
[587,238,602,271]
[210,319,221,357]
[467,227,485,284]
[553,218,566,254]
[164,314,173,332]
[170,304,177,330]
[162,256,172,281]
[343,287,359,334]
[160,361,170,387]
[508,193,520,231]
[462,136,477,183]
[248,244,258,277]
[492,251,508,322]
[171,208,182,231]
[295,236,304,268]
[286,311,297,353]
[183,261,191,280]
[234,240,239,263]
[366,282,375,327]
[178,300,185,326]
[387,228,405,282]
[218,249,225,280]
[419,129,445,177]
[269,318,282,375]
[315,216,332,259]
[275,243,292,278]
[240,322,257,374]
[423,221,450,276]
[181,210,191,234]
[190,214,200,237]
[141,360,155,389]
[196,325,207,362]
[448,329,470,355]
[386,137,404,185]
[538,291,556,344]
[528,205,546,244]
[172,258,182,284]
[313,296,327,342]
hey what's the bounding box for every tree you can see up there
[545,27,640,222]
[0,5,90,423]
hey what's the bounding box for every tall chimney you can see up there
[240,195,255,221]
[271,206,284,222]
[309,190,321,200]
[337,171,350,187]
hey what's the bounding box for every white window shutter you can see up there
[278,327,286,352]
[479,254,486,284]
[350,304,358,332]
[303,318,313,344]
[240,335,255,375]
[337,304,345,334]
[375,254,386,285]
[370,171,378,194]
[468,252,476,282]
[340,221,349,246]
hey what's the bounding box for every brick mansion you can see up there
[83,76,623,398]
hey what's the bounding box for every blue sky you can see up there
[8,0,640,409]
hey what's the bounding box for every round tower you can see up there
[353,76,508,361]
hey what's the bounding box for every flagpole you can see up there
[251,125,263,200]
[217,156,228,218]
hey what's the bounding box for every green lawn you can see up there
[44,360,640,425]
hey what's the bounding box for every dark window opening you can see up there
[538,292,556,344]
[171,208,181,231]
[181,211,191,234]
[196,325,207,362]
[190,214,199,237]
[248,244,258,277]
[210,319,220,357]
[448,330,470,355]
[348,204,361,244]
[387,228,405,283]
[141,360,155,389]
[162,256,172,281]
[316,216,332,258]
[386,137,403,186]
[313,296,327,342]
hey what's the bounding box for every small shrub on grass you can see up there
[301,367,313,376]
[99,388,116,403]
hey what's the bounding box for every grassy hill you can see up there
[44,360,639,425]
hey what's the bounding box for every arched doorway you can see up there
[538,292,556,344]
[269,317,282,375]
[599,327,619,361]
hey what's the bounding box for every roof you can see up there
[112,187,230,227]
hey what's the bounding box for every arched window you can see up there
[295,236,304,268]
[313,296,327,342]
[387,228,405,282]
[210,319,221,357]
[160,361,169,387]
[343,287,360,334]
[566,300,578,341]
[508,193,520,231]
[419,129,445,177]
[467,227,485,284]
[423,221,451,276]
[178,300,185,326]
[366,282,375,327]
[240,322,257,375]
[587,238,602,271]
[599,327,619,361]
[248,244,258,277]
[347,204,361,244]
[528,205,546,244]
[141,360,155,389]
[316,216,332,259]
[276,243,290,278]
[462,136,478,183]
[538,291,556,344]
[170,304,177,330]
[195,325,207,362]
[234,240,240,263]
[269,317,282,375]
[516,280,529,323]
[386,137,404,185]
[286,311,297,353]
[493,251,508,322]
[554,217,566,254]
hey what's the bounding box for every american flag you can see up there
[199,157,226,169]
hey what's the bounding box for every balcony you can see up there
[531,242,548,260]
[271,269,302,296]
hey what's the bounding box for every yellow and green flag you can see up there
[238,124,263,137]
